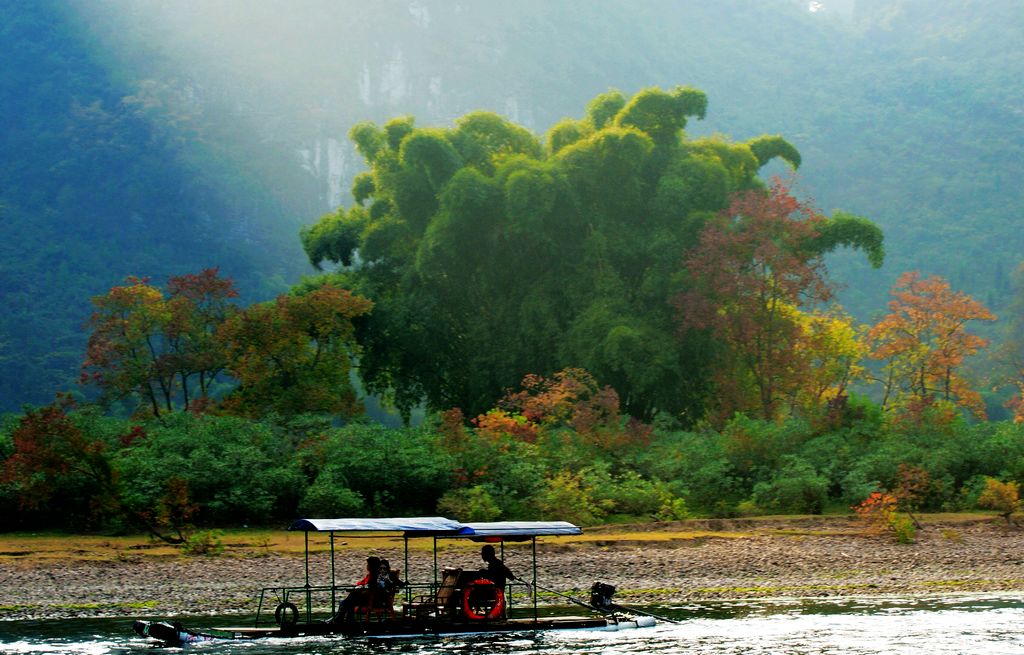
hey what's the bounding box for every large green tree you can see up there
[301,87,858,422]
[218,284,372,418]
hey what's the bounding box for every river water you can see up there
[2,594,1022,654]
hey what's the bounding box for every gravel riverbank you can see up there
[2,517,1022,622]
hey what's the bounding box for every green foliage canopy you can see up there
[302,87,817,422]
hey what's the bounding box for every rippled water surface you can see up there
[3,595,1024,654]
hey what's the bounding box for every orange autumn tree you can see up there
[83,276,177,417]
[437,369,658,524]
[868,272,995,419]
[455,368,649,456]
[500,368,618,432]
[497,368,650,451]
[82,269,239,417]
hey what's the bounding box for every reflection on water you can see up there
[2,594,1024,654]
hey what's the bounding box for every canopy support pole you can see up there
[404,535,411,604]
[500,541,510,613]
[304,530,311,624]
[532,537,538,622]
[330,532,336,614]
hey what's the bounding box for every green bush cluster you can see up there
[4,401,1024,532]
[182,530,225,556]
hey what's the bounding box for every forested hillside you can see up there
[1,0,1022,411]
[0,1,309,411]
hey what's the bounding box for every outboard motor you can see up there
[590,582,617,611]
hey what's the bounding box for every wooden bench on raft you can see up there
[403,567,462,619]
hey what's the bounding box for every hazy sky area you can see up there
[69,0,848,171]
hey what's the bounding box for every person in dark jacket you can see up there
[479,545,517,589]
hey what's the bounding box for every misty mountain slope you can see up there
[0,1,309,411]
[809,0,1024,314]
[69,1,850,204]
[2,0,1021,411]
[78,0,1023,306]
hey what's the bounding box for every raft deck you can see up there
[208,615,648,639]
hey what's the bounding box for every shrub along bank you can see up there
[3,391,1023,536]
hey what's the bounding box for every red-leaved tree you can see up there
[674,182,833,421]
[2,399,195,542]
[165,268,238,411]
[2,399,115,519]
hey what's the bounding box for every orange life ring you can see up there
[462,578,505,620]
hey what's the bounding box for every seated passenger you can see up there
[376,559,405,594]
[356,556,381,588]
[330,556,381,622]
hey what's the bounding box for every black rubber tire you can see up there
[275,601,298,626]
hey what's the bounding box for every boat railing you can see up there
[255,584,327,627]
[253,582,438,627]
[253,578,536,627]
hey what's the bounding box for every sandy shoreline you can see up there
[2,517,1023,622]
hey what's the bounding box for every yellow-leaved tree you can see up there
[789,307,867,419]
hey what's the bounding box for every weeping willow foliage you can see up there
[300,86,874,423]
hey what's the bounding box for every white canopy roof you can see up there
[288,516,463,534]
[457,521,583,538]
[287,517,582,539]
